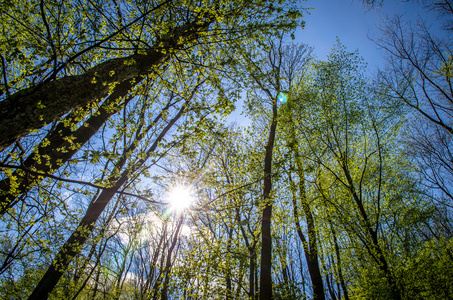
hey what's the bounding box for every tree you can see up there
[25,66,219,298]
[0,0,304,216]
[288,42,404,299]
[211,127,263,299]
[0,80,139,217]
[374,0,453,206]
[235,37,312,299]
[283,117,325,300]
[174,125,263,299]
[0,0,202,150]
[5,2,453,299]
[283,40,453,299]
[0,3,305,296]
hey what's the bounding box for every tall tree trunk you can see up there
[259,99,278,300]
[143,232,166,298]
[70,232,111,300]
[152,225,171,300]
[27,103,186,299]
[324,267,337,300]
[235,197,257,300]
[92,263,102,299]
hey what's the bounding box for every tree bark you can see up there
[225,227,233,300]
[28,181,127,300]
[288,122,325,300]
[289,169,325,300]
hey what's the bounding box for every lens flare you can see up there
[277,92,288,104]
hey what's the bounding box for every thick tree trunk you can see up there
[259,101,278,300]
[27,103,186,299]
[0,18,211,151]
[0,79,136,217]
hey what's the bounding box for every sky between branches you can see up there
[228,0,439,125]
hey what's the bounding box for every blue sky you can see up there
[296,0,431,71]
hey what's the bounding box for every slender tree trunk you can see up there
[255,260,259,298]
[250,250,256,299]
[289,172,325,300]
[225,227,233,300]
[70,236,110,300]
[144,233,165,298]
[161,215,184,300]
[235,199,257,300]
[259,100,278,300]
[152,227,170,300]
[113,243,134,300]
[324,268,337,300]
[92,263,102,299]
[70,205,121,300]
[235,260,246,299]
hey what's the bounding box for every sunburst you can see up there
[166,185,195,213]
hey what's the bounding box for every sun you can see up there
[166,185,195,213]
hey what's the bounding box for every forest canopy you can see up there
[0,0,452,299]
